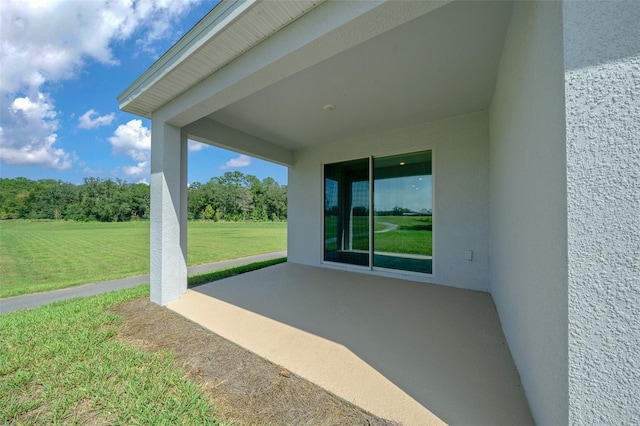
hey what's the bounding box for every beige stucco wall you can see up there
[489,1,568,424]
[288,110,491,292]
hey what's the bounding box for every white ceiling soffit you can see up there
[118,0,324,118]
[208,0,514,150]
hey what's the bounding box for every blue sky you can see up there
[0,0,287,185]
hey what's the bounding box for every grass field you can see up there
[324,215,432,256]
[0,285,226,424]
[374,215,432,256]
[0,221,286,298]
[1,257,385,425]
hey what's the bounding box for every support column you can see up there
[150,120,188,305]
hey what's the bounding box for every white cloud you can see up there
[221,154,252,170]
[0,92,73,169]
[188,140,206,152]
[11,94,56,122]
[132,0,197,57]
[0,0,200,170]
[0,0,200,94]
[82,166,103,175]
[108,120,151,179]
[108,119,150,162]
[78,109,115,129]
[122,161,150,177]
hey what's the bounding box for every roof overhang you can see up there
[118,0,514,159]
[118,0,325,118]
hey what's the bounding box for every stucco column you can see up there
[150,120,188,305]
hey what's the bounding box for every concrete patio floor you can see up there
[168,262,533,425]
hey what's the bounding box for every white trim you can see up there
[118,0,256,112]
[321,160,326,263]
[431,147,436,280]
[321,260,371,272]
[321,260,436,284]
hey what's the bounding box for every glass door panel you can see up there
[324,158,370,266]
[373,151,432,273]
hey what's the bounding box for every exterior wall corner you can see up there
[563,0,640,422]
[149,120,188,305]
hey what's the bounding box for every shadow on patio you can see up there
[168,263,533,425]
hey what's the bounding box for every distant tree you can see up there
[202,204,215,220]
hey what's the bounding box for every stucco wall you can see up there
[288,110,491,292]
[563,1,640,423]
[488,1,568,424]
[149,120,188,306]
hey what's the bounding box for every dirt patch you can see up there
[112,298,399,426]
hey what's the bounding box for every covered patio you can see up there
[168,262,532,425]
[118,0,640,422]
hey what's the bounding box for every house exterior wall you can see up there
[489,1,568,425]
[288,110,491,292]
[563,1,640,423]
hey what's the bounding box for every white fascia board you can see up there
[184,117,294,166]
[155,0,452,127]
[117,0,256,113]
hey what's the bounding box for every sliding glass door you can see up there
[373,151,432,273]
[324,151,432,274]
[324,158,370,266]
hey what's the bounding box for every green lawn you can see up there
[0,221,286,298]
[374,215,432,256]
[0,285,225,424]
[323,215,432,256]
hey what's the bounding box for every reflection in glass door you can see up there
[373,151,432,273]
[323,151,432,274]
[324,158,370,266]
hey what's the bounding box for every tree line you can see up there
[0,171,287,222]
[188,171,286,222]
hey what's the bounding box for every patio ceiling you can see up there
[206,0,514,150]
[119,0,514,156]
